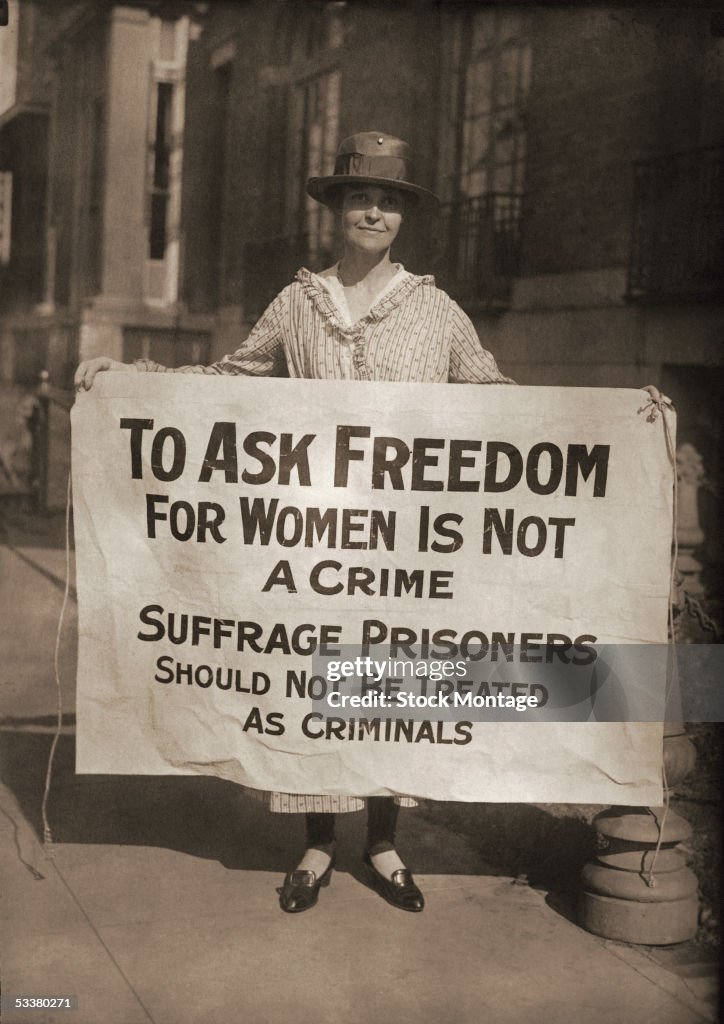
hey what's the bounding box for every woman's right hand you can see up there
[74,357,134,391]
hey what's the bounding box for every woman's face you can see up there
[340,185,405,255]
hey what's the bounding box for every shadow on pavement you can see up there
[0,727,596,904]
[416,798,596,922]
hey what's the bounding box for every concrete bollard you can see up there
[579,724,699,945]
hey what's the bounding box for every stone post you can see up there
[579,720,699,945]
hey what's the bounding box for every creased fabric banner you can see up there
[71,376,674,804]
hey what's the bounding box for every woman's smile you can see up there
[342,186,405,253]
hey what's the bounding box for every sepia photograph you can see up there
[0,1,722,1022]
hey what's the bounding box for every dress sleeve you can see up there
[447,297,515,384]
[135,290,288,377]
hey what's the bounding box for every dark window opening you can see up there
[149,81,173,260]
[627,146,724,302]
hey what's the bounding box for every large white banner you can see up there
[71,375,674,804]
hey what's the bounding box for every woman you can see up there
[75,130,517,914]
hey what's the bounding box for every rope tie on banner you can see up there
[41,471,73,850]
[637,389,676,888]
[646,764,670,888]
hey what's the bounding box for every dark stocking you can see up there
[366,796,399,856]
[305,812,336,856]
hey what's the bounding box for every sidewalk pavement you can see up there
[0,532,719,1024]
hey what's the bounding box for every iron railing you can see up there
[1,323,76,512]
[627,145,724,301]
[434,193,524,310]
[31,373,73,513]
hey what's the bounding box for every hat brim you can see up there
[306,175,439,210]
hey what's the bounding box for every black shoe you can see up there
[363,850,425,912]
[278,853,334,913]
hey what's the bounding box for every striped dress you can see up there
[137,265,514,812]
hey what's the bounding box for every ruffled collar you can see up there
[295,265,435,336]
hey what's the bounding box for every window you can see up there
[243,4,344,312]
[437,9,531,307]
[443,10,530,201]
[208,60,231,307]
[290,67,341,265]
[149,81,173,261]
[286,3,344,264]
[144,16,189,306]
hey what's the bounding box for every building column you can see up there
[78,6,153,363]
[98,5,153,312]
